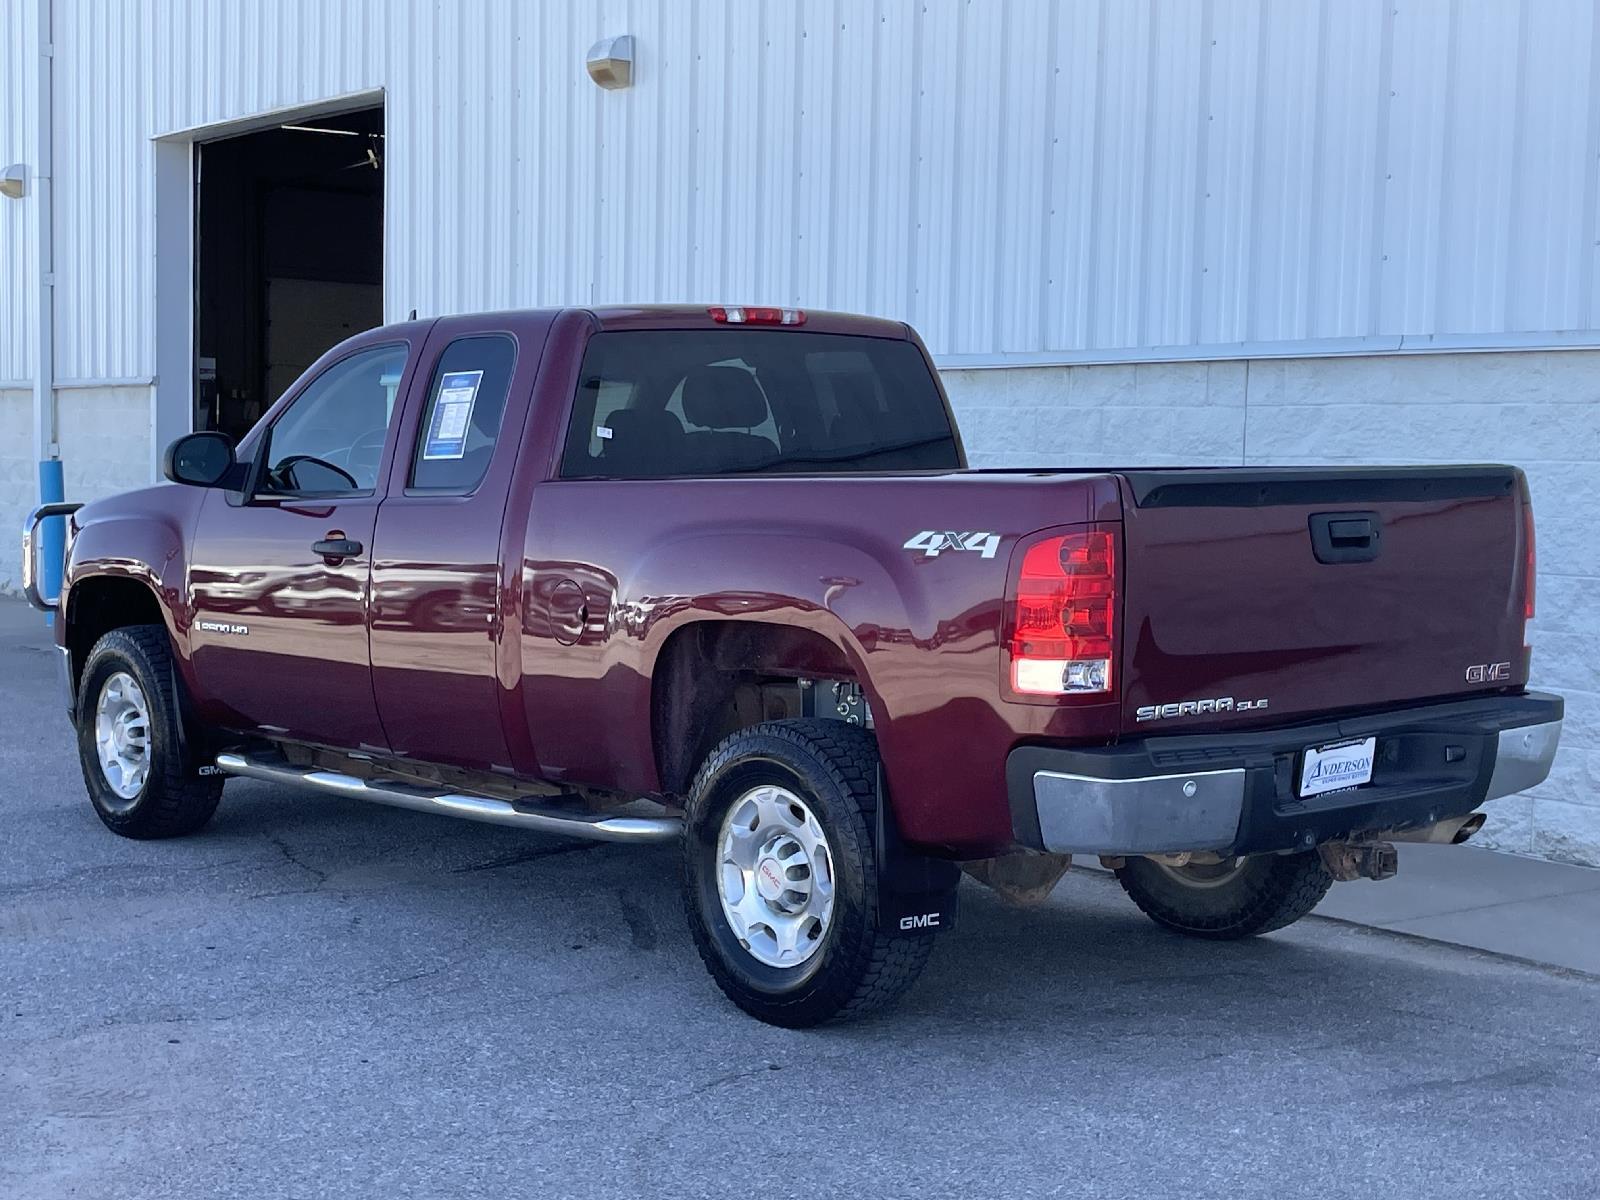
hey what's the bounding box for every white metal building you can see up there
[2,0,1597,863]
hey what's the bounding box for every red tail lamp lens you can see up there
[1011,530,1117,695]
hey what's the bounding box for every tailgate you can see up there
[1116,466,1532,732]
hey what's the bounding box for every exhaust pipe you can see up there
[1387,812,1486,845]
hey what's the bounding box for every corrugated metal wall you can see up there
[0,0,37,385]
[4,0,1600,385]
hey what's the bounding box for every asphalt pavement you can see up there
[2,601,1597,1199]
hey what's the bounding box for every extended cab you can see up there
[25,305,1562,1025]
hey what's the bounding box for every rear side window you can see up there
[409,335,516,492]
[560,330,960,478]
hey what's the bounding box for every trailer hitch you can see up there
[1318,840,1399,882]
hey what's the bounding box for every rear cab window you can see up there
[560,330,960,478]
[409,335,517,493]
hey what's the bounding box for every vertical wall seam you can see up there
[1135,0,1159,348]
[1368,0,1398,336]
[752,0,767,304]
[1304,0,1331,340]
[1502,0,1529,331]
[945,0,967,350]
[1581,1,1600,327]
[687,0,700,299]
[788,0,804,304]
[865,0,882,315]
[827,0,844,310]
[1084,0,1108,348]
[904,0,922,319]
[1431,0,1461,334]
[1244,0,1270,342]
[1190,0,1213,347]
[990,0,1011,353]
[1037,0,1062,351]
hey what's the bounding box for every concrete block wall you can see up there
[944,348,1600,866]
[0,386,152,591]
[55,387,153,506]
[0,390,35,592]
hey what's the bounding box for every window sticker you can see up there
[422,370,483,460]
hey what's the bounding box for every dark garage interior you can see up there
[195,105,384,440]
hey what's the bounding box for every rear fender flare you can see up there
[635,530,919,736]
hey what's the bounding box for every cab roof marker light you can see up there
[709,306,806,326]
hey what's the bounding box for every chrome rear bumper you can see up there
[1484,720,1562,802]
[1008,693,1564,857]
[1030,767,1245,856]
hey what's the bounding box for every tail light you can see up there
[1522,497,1536,622]
[709,305,805,326]
[1010,529,1117,695]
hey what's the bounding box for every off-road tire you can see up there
[682,720,935,1027]
[76,625,223,839]
[1114,852,1334,940]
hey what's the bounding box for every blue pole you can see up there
[38,458,64,627]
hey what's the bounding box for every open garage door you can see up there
[195,105,384,440]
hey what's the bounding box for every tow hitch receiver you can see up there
[1318,841,1399,883]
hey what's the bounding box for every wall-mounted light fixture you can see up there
[586,35,635,90]
[0,164,26,200]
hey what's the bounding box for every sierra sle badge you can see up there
[1135,696,1269,722]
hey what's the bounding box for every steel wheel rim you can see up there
[1155,857,1248,889]
[94,671,151,807]
[716,784,836,969]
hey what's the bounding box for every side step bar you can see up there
[214,752,681,844]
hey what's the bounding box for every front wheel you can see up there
[76,625,223,839]
[1114,852,1333,940]
[681,720,934,1027]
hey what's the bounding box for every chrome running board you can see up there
[214,752,681,844]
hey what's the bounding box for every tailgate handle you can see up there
[1309,511,1381,564]
[1328,517,1373,542]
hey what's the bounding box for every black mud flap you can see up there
[875,764,961,936]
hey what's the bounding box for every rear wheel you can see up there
[76,626,223,839]
[1114,852,1333,939]
[681,720,934,1027]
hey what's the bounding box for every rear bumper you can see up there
[1007,692,1563,857]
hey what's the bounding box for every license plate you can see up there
[1299,736,1377,798]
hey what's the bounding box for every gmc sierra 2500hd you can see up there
[24,305,1562,1026]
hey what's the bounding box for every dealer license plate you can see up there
[1299,736,1376,798]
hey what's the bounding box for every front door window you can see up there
[259,344,408,496]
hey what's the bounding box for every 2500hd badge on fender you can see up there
[24,305,1562,1026]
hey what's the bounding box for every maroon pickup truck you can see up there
[24,305,1562,1025]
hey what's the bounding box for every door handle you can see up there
[312,537,364,561]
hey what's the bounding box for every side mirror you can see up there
[163,431,238,488]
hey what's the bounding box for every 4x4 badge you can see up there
[903,531,1002,559]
